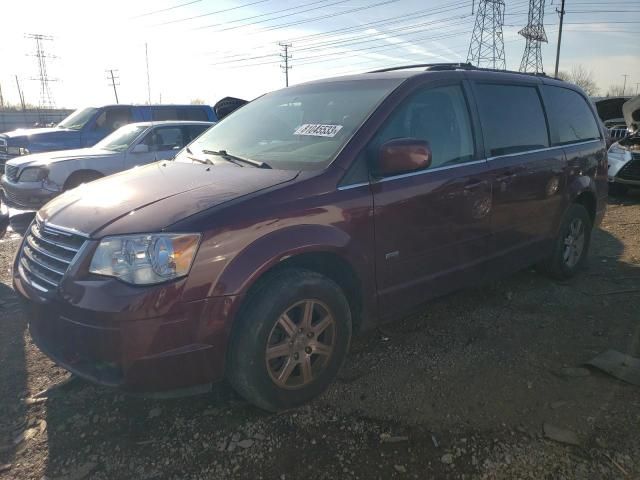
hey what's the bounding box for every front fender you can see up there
[209,224,365,298]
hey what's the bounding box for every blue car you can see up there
[0,104,217,170]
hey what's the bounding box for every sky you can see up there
[0,0,638,109]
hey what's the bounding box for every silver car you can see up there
[1,120,213,210]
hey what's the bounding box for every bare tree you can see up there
[605,85,627,97]
[190,98,205,105]
[556,65,600,96]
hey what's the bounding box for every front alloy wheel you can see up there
[266,300,336,389]
[228,268,352,411]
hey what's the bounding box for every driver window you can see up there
[141,126,184,152]
[371,85,475,169]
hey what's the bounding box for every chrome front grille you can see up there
[19,219,86,292]
[5,164,18,182]
[609,128,629,140]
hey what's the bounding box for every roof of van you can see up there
[123,120,215,127]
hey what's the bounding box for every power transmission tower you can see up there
[106,69,120,104]
[467,0,506,70]
[621,74,629,96]
[279,42,292,87]
[25,33,58,109]
[519,0,547,73]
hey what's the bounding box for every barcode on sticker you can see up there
[294,124,343,137]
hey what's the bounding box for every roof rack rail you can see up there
[368,63,550,78]
[368,63,475,73]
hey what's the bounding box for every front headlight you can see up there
[89,233,201,285]
[18,167,48,182]
[7,147,29,155]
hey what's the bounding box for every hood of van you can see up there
[38,161,299,237]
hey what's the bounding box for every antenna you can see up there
[467,0,506,70]
[279,42,292,87]
[25,33,58,110]
[519,0,548,73]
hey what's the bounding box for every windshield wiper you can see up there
[184,147,213,165]
[202,149,271,169]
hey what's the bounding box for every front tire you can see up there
[541,204,592,280]
[228,268,352,411]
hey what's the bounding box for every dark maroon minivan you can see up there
[14,64,607,411]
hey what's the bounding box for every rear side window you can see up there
[475,84,549,156]
[543,86,601,145]
[152,107,178,121]
[179,107,209,121]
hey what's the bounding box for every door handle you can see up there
[463,180,487,191]
[495,171,517,182]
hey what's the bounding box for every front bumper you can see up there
[14,267,240,392]
[1,176,59,210]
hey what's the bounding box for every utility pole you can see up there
[279,42,292,87]
[553,0,565,77]
[106,69,120,104]
[145,43,152,105]
[519,0,547,73]
[467,0,506,70]
[635,83,639,95]
[15,75,26,111]
[621,74,629,96]
[0,82,4,108]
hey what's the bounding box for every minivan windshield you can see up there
[58,107,99,130]
[179,79,402,170]
[95,124,147,152]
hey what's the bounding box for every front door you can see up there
[371,83,492,320]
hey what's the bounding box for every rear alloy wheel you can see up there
[228,269,351,411]
[541,204,592,280]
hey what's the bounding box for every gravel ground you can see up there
[0,194,639,480]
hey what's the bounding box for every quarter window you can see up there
[542,86,601,145]
[475,84,549,156]
[371,85,475,169]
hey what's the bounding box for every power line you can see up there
[204,0,402,35]
[154,0,271,26]
[132,0,203,19]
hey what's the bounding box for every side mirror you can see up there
[374,138,432,177]
[131,144,149,154]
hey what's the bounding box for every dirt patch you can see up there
[1,194,639,479]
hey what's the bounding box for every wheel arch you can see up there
[63,169,103,190]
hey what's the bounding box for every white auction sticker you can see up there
[294,124,343,137]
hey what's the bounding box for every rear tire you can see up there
[228,268,352,411]
[541,204,592,280]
